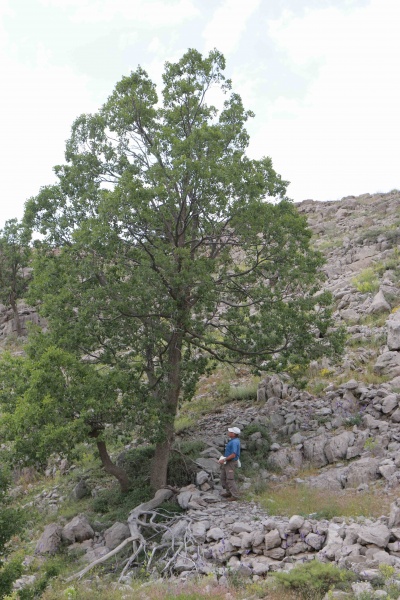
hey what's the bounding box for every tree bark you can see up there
[10,295,22,337]
[150,330,183,490]
[150,420,175,491]
[95,439,131,493]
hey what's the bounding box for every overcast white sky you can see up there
[1,0,399,227]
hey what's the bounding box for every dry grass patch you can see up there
[41,578,250,600]
[257,483,391,519]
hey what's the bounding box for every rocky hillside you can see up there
[2,190,400,599]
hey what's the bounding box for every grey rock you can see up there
[305,533,325,550]
[264,529,282,550]
[35,524,63,555]
[303,435,329,467]
[290,432,304,445]
[176,491,193,509]
[12,575,37,591]
[85,547,111,563]
[345,457,379,488]
[196,470,210,486]
[263,547,285,559]
[174,557,195,573]
[391,408,400,422]
[62,515,94,544]
[382,394,399,413]
[288,515,305,531]
[388,310,400,350]
[357,523,391,547]
[104,522,130,550]
[71,480,91,500]
[231,522,253,534]
[190,521,209,543]
[206,527,224,541]
[195,458,220,474]
[251,558,270,575]
[325,431,355,463]
[374,352,400,378]
[379,464,396,479]
[388,499,400,528]
[351,582,373,597]
[367,290,391,314]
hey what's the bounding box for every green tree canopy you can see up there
[0,334,135,491]
[24,49,342,489]
[0,219,31,336]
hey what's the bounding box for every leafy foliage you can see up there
[273,560,355,599]
[0,333,136,490]
[0,472,24,559]
[24,48,342,487]
[0,219,31,336]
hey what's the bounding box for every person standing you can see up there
[219,427,241,501]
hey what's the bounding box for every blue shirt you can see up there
[224,437,240,461]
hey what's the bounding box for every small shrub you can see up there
[0,558,23,598]
[364,437,378,454]
[168,440,206,487]
[352,268,379,293]
[345,413,363,426]
[91,485,152,520]
[240,424,271,471]
[174,415,196,433]
[273,560,354,599]
[18,557,64,600]
[228,381,258,402]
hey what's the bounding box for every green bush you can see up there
[241,424,271,471]
[228,382,258,401]
[273,560,354,599]
[352,268,379,293]
[0,557,23,600]
[92,485,153,521]
[92,440,207,518]
[18,557,64,600]
[168,440,206,487]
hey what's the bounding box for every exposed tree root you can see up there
[66,487,203,582]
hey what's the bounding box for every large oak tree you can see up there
[24,49,342,489]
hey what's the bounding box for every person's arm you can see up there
[224,452,236,462]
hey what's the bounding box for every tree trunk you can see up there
[96,439,131,493]
[10,296,22,337]
[150,420,175,491]
[150,331,183,490]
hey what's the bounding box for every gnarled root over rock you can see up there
[66,487,205,582]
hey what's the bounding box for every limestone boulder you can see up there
[388,498,400,528]
[357,523,391,548]
[381,393,399,413]
[264,529,281,550]
[367,289,391,314]
[374,351,400,378]
[288,515,305,531]
[344,457,380,488]
[62,515,94,544]
[195,458,220,475]
[303,435,329,467]
[104,522,130,550]
[190,520,210,543]
[388,310,400,350]
[206,527,224,541]
[35,524,63,555]
[324,431,355,463]
[305,532,325,550]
